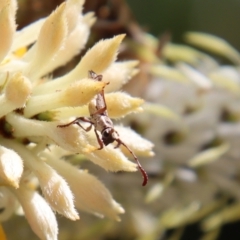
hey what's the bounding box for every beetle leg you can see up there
[58,117,93,132]
[114,132,121,149]
[75,121,92,132]
[114,141,121,149]
[94,128,104,150]
[91,75,110,115]
[92,90,108,115]
[89,70,110,115]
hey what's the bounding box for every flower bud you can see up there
[0,73,31,118]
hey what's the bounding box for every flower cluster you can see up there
[123,32,240,239]
[0,0,153,239]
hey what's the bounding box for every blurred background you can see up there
[127,0,240,50]
[17,0,240,48]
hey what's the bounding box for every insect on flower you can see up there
[58,70,148,186]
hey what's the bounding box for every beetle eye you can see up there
[102,129,115,146]
[103,131,110,138]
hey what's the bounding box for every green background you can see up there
[127,0,240,49]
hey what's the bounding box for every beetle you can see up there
[58,70,148,186]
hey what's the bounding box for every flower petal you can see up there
[6,113,96,153]
[24,79,106,117]
[150,65,189,83]
[65,0,85,33]
[11,18,45,52]
[114,126,154,157]
[33,14,93,78]
[64,34,126,81]
[46,155,125,221]
[24,2,68,80]
[103,61,139,92]
[6,113,144,172]
[0,146,23,188]
[1,138,79,220]
[11,185,58,240]
[177,62,212,90]
[188,143,229,168]
[84,130,138,172]
[104,92,143,118]
[184,32,240,65]
[26,0,91,78]
[54,92,143,120]
[201,202,240,232]
[0,72,32,118]
[0,0,16,62]
[33,34,126,95]
[0,187,18,222]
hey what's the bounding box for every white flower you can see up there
[0,0,153,239]
[121,31,240,238]
[104,33,240,239]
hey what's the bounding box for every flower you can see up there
[121,31,240,239]
[0,0,153,239]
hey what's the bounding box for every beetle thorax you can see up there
[93,114,113,132]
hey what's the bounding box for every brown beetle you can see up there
[58,70,148,186]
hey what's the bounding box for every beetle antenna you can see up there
[117,139,148,186]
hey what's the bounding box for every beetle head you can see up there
[101,128,115,146]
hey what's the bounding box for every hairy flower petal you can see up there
[33,34,125,95]
[103,61,139,92]
[28,0,92,79]
[5,72,32,106]
[0,0,16,62]
[0,73,31,118]
[35,14,93,78]
[6,113,95,153]
[0,0,155,238]
[0,146,23,188]
[24,79,106,117]
[115,126,154,157]
[0,187,18,222]
[54,92,143,119]
[65,0,85,33]
[104,92,144,118]
[1,139,79,220]
[46,155,125,221]
[63,34,126,81]
[54,92,143,120]
[11,19,45,52]
[85,131,138,172]
[6,114,144,172]
[38,165,79,220]
[24,2,68,80]
[11,185,58,240]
